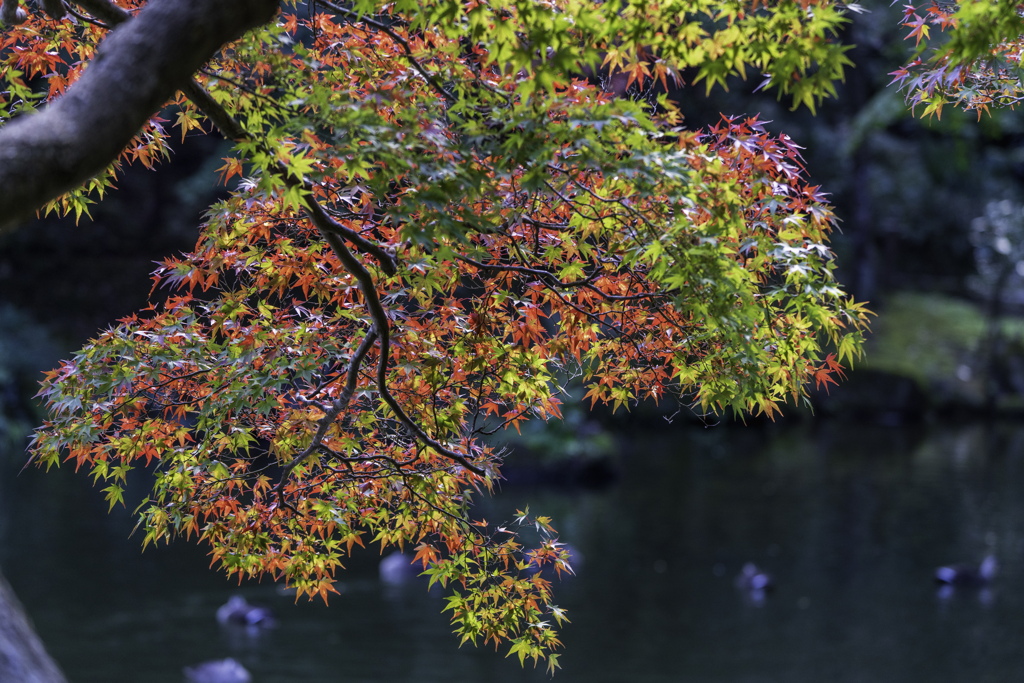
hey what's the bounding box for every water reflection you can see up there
[3,421,1024,681]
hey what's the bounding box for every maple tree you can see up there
[0,0,881,670]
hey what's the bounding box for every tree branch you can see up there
[40,0,65,20]
[312,217,486,477]
[0,0,281,233]
[0,569,67,683]
[71,0,130,24]
[1,0,25,24]
[275,326,379,505]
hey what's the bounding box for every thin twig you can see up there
[65,4,108,28]
[180,80,248,141]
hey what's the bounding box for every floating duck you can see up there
[934,555,998,587]
[735,562,774,603]
[736,562,774,591]
[216,596,275,629]
[183,657,251,683]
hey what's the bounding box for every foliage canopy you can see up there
[0,0,901,669]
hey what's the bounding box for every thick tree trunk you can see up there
[0,569,67,683]
[0,0,280,233]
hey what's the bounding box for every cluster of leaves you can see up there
[0,3,170,220]
[890,0,1024,117]
[5,0,871,669]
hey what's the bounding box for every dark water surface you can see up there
[3,420,1024,682]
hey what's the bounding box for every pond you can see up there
[3,419,1024,682]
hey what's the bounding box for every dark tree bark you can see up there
[0,0,281,233]
[0,569,66,683]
